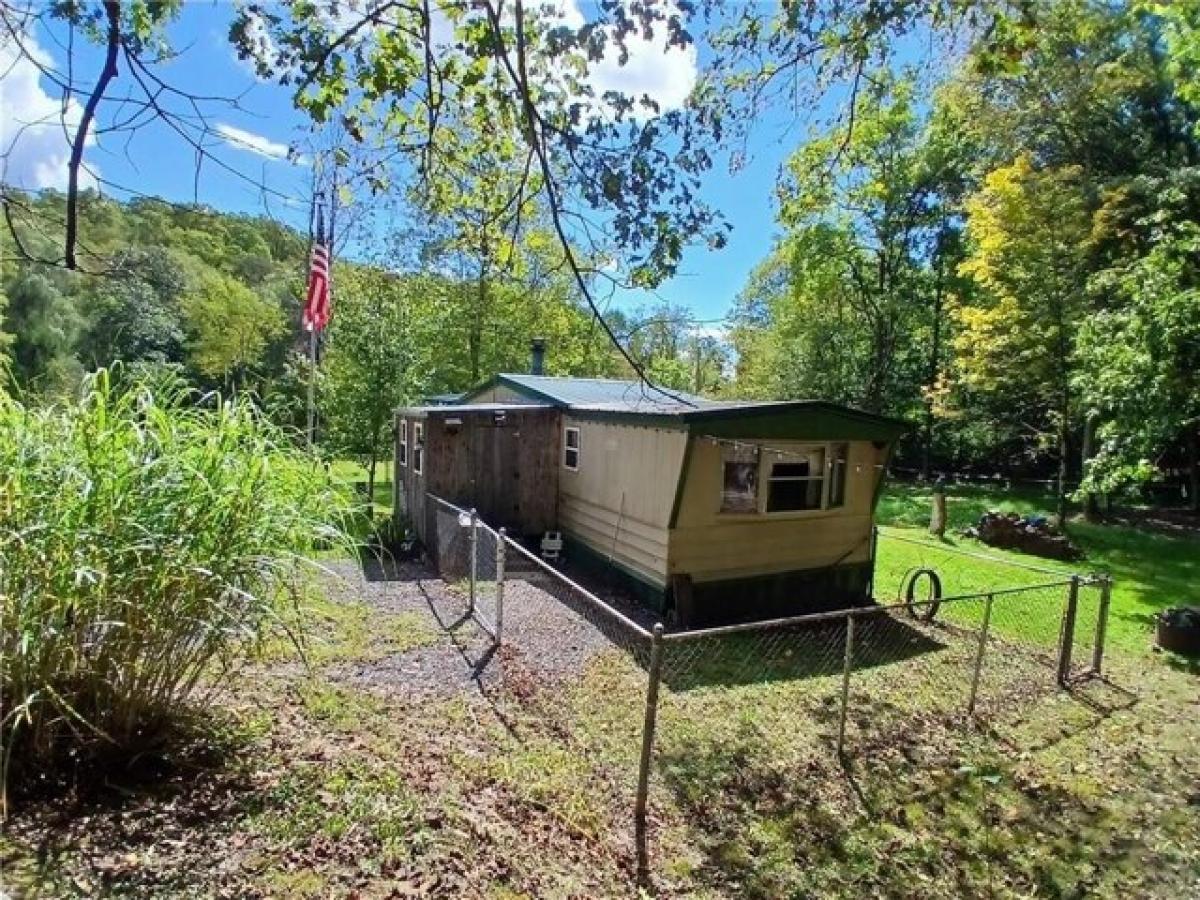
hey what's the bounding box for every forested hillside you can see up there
[0,190,633,476]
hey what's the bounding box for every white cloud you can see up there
[556,0,697,116]
[429,0,697,118]
[214,122,294,161]
[0,31,99,191]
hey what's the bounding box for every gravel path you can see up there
[315,557,645,700]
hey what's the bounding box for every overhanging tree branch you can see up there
[64,0,120,269]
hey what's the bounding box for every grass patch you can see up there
[877,481,1200,654]
[5,493,1197,898]
[259,585,438,667]
[329,458,394,515]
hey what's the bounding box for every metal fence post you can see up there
[494,527,506,645]
[468,508,478,616]
[635,623,665,886]
[967,592,995,716]
[836,613,856,757]
[1057,575,1081,686]
[1092,575,1112,675]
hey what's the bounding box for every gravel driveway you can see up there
[316,556,648,700]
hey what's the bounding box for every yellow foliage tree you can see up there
[955,154,1092,519]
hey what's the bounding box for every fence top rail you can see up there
[427,493,504,538]
[661,578,1077,643]
[877,526,1102,579]
[425,492,654,642]
[498,531,655,641]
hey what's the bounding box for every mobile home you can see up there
[395,367,908,627]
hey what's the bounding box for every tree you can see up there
[732,75,956,420]
[1149,0,1200,134]
[618,302,726,394]
[0,1,310,273]
[0,263,13,392]
[181,270,284,392]
[322,267,429,502]
[1077,170,1200,509]
[239,0,731,384]
[3,272,82,393]
[955,155,1093,520]
[82,249,187,369]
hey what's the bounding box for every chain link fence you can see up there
[423,495,655,844]
[421,493,1113,884]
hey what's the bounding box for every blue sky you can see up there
[1,1,833,324]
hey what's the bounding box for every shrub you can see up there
[0,369,354,799]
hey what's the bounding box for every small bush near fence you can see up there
[421,493,1113,887]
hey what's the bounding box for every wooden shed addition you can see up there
[395,373,909,627]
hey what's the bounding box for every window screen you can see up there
[563,426,580,470]
[413,423,424,475]
[766,448,825,512]
[398,419,408,467]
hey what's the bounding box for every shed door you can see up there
[469,420,522,530]
[490,422,522,529]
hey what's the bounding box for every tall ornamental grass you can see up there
[0,369,353,796]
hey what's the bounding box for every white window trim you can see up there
[717,442,853,518]
[398,418,408,468]
[828,442,849,509]
[563,426,580,471]
[413,422,424,476]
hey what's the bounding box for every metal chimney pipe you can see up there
[530,338,546,375]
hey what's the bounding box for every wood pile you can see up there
[962,510,1083,561]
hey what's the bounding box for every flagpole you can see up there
[305,175,320,452]
[304,162,337,453]
[306,326,316,451]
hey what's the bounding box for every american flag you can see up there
[302,204,331,332]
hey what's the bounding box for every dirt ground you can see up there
[3,558,1198,899]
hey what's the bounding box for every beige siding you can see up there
[558,417,688,586]
[670,438,887,582]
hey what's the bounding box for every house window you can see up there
[766,447,826,512]
[828,443,849,508]
[413,423,424,476]
[720,443,760,513]
[563,426,580,471]
[398,419,408,467]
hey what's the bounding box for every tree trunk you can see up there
[368,451,378,514]
[922,233,947,481]
[470,270,486,383]
[1056,418,1070,525]
[929,486,947,538]
[1189,426,1199,514]
[1081,412,1099,521]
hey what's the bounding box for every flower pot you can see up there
[1156,607,1200,655]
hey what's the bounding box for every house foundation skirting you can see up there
[561,530,874,628]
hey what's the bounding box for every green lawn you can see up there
[876,481,1200,655]
[328,458,394,514]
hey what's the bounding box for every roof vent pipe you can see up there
[530,338,546,376]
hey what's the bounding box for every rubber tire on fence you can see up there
[903,568,943,622]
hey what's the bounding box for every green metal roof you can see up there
[469,373,711,410]
[457,375,910,439]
